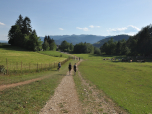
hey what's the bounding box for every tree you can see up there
[8,25,23,46]
[116,41,122,55]
[69,43,74,51]
[42,40,50,51]
[59,40,70,51]
[8,15,42,51]
[94,47,101,54]
[49,41,57,50]
[42,35,57,51]
[73,42,94,54]
[27,33,42,51]
[15,14,23,30]
[100,38,116,55]
[22,17,32,35]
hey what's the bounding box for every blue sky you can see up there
[0,0,152,41]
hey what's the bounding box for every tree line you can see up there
[58,40,101,54]
[42,36,56,51]
[100,24,152,56]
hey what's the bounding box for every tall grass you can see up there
[76,54,152,114]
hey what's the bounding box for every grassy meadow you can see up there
[0,59,78,113]
[38,50,71,58]
[75,54,152,114]
[0,45,67,73]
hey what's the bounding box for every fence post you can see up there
[54,62,55,68]
[29,63,30,71]
[37,63,38,71]
[6,58,8,75]
[41,63,42,70]
[21,61,22,73]
[16,62,17,70]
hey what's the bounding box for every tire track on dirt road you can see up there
[0,75,49,91]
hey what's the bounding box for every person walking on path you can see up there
[68,63,72,75]
[73,63,77,75]
[58,62,61,72]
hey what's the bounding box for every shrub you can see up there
[0,65,6,74]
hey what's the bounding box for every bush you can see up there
[0,65,6,74]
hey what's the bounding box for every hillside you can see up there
[40,35,106,45]
[93,34,130,48]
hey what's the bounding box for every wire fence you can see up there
[0,57,74,75]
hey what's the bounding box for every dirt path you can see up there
[39,70,82,114]
[0,75,49,91]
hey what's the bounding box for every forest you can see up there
[100,25,152,56]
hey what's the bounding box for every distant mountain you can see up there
[40,35,106,45]
[0,40,8,43]
[93,35,130,48]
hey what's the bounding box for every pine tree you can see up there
[15,14,23,30]
[22,17,32,35]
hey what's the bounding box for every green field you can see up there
[0,45,67,72]
[38,51,71,58]
[76,54,152,114]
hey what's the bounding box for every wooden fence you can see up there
[2,57,73,75]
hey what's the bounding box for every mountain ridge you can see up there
[40,35,106,45]
[93,34,130,48]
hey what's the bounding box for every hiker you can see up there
[68,63,72,75]
[73,63,77,75]
[58,62,61,71]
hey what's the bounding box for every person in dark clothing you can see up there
[73,63,77,75]
[68,63,72,75]
[58,62,61,72]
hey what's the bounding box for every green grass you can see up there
[75,54,152,114]
[0,59,77,113]
[0,70,52,85]
[0,45,67,72]
[38,50,71,58]
[0,72,62,113]
[0,45,66,64]
[73,53,126,60]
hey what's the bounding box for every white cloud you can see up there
[89,25,94,28]
[76,27,89,31]
[128,25,140,31]
[107,25,140,33]
[59,28,64,30]
[0,22,5,25]
[89,25,100,28]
